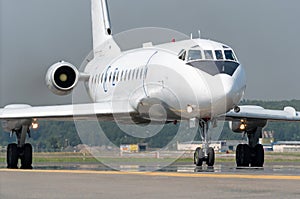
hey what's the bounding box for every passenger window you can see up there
[120,71,124,81]
[225,50,236,61]
[109,72,112,82]
[215,50,223,60]
[128,70,131,81]
[187,50,202,61]
[132,69,136,80]
[112,71,116,83]
[124,70,128,81]
[204,50,213,60]
[140,68,144,79]
[101,73,104,83]
[104,73,107,82]
[116,71,119,82]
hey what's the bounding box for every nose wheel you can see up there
[193,119,215,167]
[194,147,215,167]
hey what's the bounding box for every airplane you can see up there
[1,0,300,169]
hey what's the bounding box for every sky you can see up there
[1,0,300,106]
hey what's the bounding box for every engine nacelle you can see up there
[45,61,79,95]
[229,119,267,133]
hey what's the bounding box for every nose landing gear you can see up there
[193,119,215,167]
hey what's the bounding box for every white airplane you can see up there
[1,0,300,169]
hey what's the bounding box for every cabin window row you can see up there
[92,67,146,85]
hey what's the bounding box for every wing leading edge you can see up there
[223,105,300,122]
[0,102,137,121]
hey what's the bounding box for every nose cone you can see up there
[191,65,246,117]
[218,65,246,111]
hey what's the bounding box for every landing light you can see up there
[239,119,247,131]
[239,123,246,131]
[32,119,39,129]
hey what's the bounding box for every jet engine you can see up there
[229,119,267,133]
[45,61,79,95]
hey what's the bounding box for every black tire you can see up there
[207,147,215,167]
[251,144,264,167]
[21,143,33,169]
[236,144,251,167]
[7,143,18,169]
[194,147,204,166]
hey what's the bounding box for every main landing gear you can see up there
[7,125,33,169]
[194,119,215,167]
[236,127,264,167]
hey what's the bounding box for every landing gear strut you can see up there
[7,125,33,169]
[236,127,264,167]
[194,119,215,167]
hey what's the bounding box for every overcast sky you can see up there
[1,0,300,106]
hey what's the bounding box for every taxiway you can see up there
[1,162,299,199]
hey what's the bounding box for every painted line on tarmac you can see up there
[1,169,300,180]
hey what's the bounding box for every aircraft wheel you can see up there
[20,143,33,169]
[194,147,204,166]
[251,144,264,167]
[207,147,215,167]
[236,144,250,167]
[7,143,18,169]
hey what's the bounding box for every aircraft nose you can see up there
[219,74,245,108]
[183,73,236,118]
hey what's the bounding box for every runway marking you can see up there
[1,169,300,180]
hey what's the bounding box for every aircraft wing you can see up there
[223,105,300,121]
[0,103,136,121]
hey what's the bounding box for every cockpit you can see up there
[178,45,239,76]
[179,46,238,62]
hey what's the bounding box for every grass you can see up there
[1,152,300,164]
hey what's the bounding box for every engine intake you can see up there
[46,61,79,95]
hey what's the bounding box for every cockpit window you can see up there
[204,50,213,60]
[178,49,186,61]
[224,50,236,61]
[215,50,223,60]
[187,50,202,61]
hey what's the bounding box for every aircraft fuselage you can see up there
[84,38,246,122]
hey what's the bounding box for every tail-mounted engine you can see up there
[45,61,79,95]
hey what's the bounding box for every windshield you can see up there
[224,50,237,61]
[215,50,223,60]
[185,48,238,62]
[204,50,213,60]
[187,50,202,61]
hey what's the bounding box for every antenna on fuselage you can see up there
[190,33,193,39]
[198,30,201,38]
